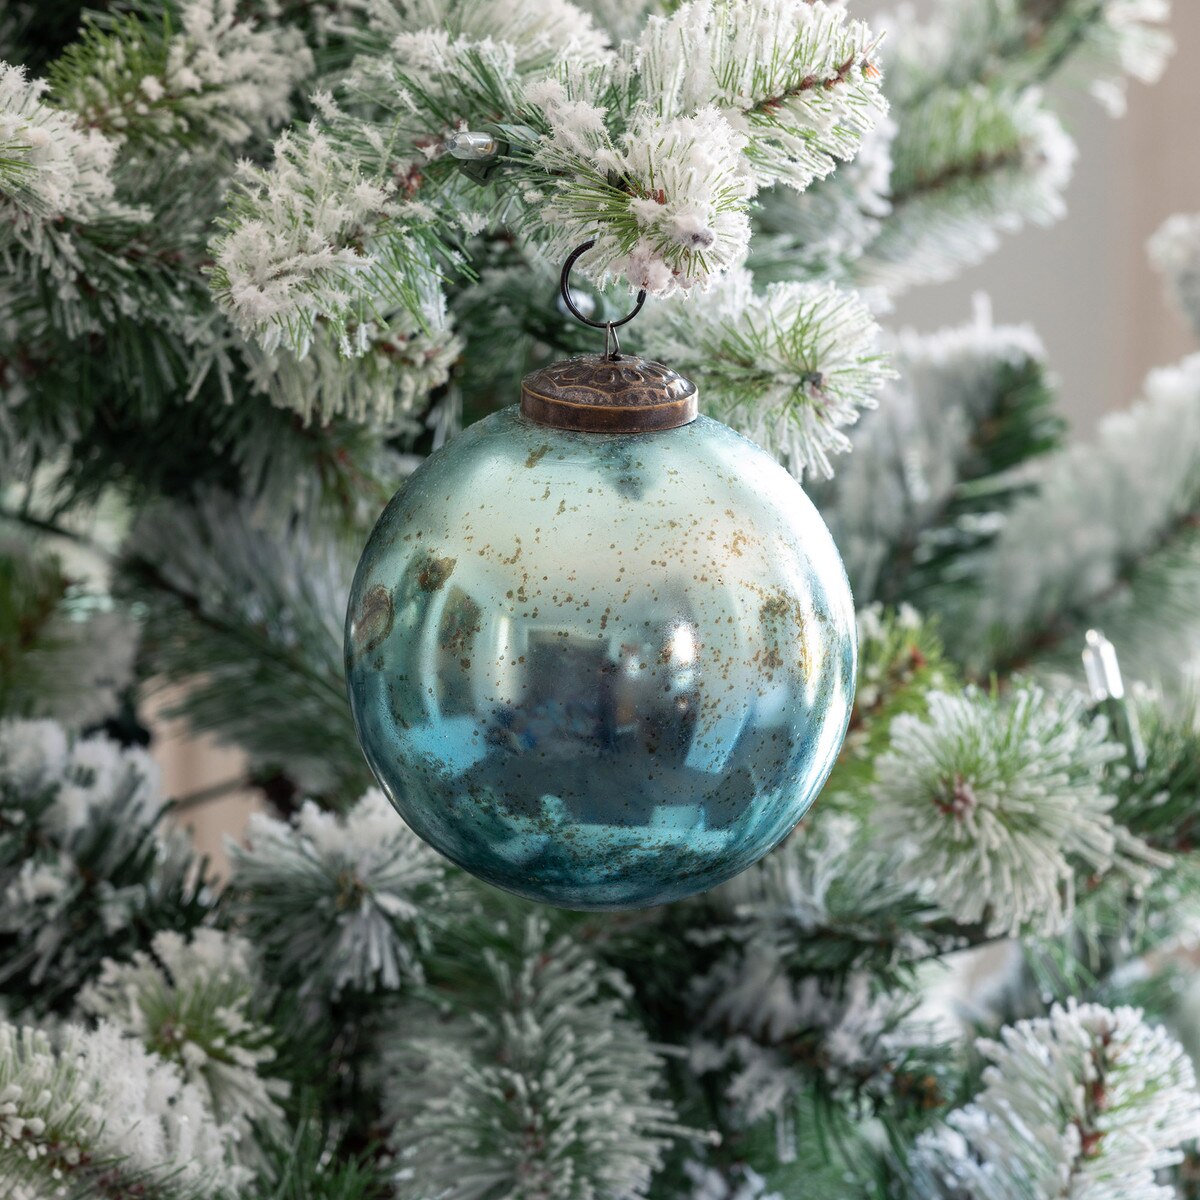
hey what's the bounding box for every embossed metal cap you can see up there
[520,353,698,434]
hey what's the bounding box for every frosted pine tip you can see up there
[445,130,500,161]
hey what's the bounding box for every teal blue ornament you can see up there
[344,254,855,910]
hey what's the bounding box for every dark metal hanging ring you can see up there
[559,239,647,340]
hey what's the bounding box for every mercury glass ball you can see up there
[344,359,856,910]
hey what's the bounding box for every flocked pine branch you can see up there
[243,304,464,428]
[0,60,140,250]
[0,24,252,348]
[572,0,660,44]
[837,605,955,788]
[1033,699,1200,979]
[327,0,590,110]
[119,493,369,798]
[0,3,389,496]
[631,0,886,193]
[689,953,941,1160]
[956,352,1200,679]
[525,94,757,296]
[0,61,123,220]
[749,110,896,283]
[0,718,213,1012]
[910,1002,1200,1200]
[868,684,1163,938]
[1149,210,1200,342]
[0,534,139,729]
[3,291,403,520]
[0,1019,247,1198]
[3,2,365,422]
[2,147,214,345]
[845,0,1170,295]
[209,115,459,359]
[227,790,452,997]
[1113,697,1200,854]
[812,302,1063,601]
[640,266,892,478]
[211,0,887,356]
[249,1122,392,1200]
[855,86,1076,293]
[78,928,288,1143]
[46,0,313,154]
[678,1159,795,1200]
[889,0,1173,117]
[376,915,685,1200]
[709,807,943,983]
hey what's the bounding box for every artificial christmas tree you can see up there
[4,1,1200,1197]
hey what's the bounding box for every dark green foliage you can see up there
[251,1122,391,1200]
[1023,520,1200,683]
[0,788,215,1016]
[831,609,953,796]
[119,494,373,802]
[705,1101,896,1200]
[0,0,88,72]
[6,1159,212,1200]
[896,356,1065,610]
[0,536,69,717]
[1114,703,1200,853]
[450,243,602,426]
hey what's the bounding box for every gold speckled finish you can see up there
[345,406,856,910]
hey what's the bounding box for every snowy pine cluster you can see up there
[5,0,1200,1196]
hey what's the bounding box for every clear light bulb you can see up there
[445,130,499,161]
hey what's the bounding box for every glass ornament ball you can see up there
[344,355,857,910]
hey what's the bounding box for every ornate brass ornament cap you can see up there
[520,353,699,434]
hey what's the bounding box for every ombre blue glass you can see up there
[344,407,856,910]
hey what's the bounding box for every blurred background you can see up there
[897,0,1200,431]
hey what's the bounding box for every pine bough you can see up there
[2,2,1200,1198]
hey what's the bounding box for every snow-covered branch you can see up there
[641,267,891,478]
[50,0,313,152]
[0,61,130,227]
[377,916,684,1199]
[0,719,212,1009]
[912,1002,1200,1199]
[869,684,1161,937]
[1150,211,1200,342]
[0,1021,247,1197]
[228,790,452,996]
[212,0,888,354]
[857,88,1075,293]
[119,493,368,796]
[961,353,1200,678]
[79,929,288,1145]
[814,303,1060,601]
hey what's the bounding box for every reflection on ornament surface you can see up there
[345,407,856,909]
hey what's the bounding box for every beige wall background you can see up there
[896,3,1200,430]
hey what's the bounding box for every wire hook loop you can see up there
[559,239,646,359]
